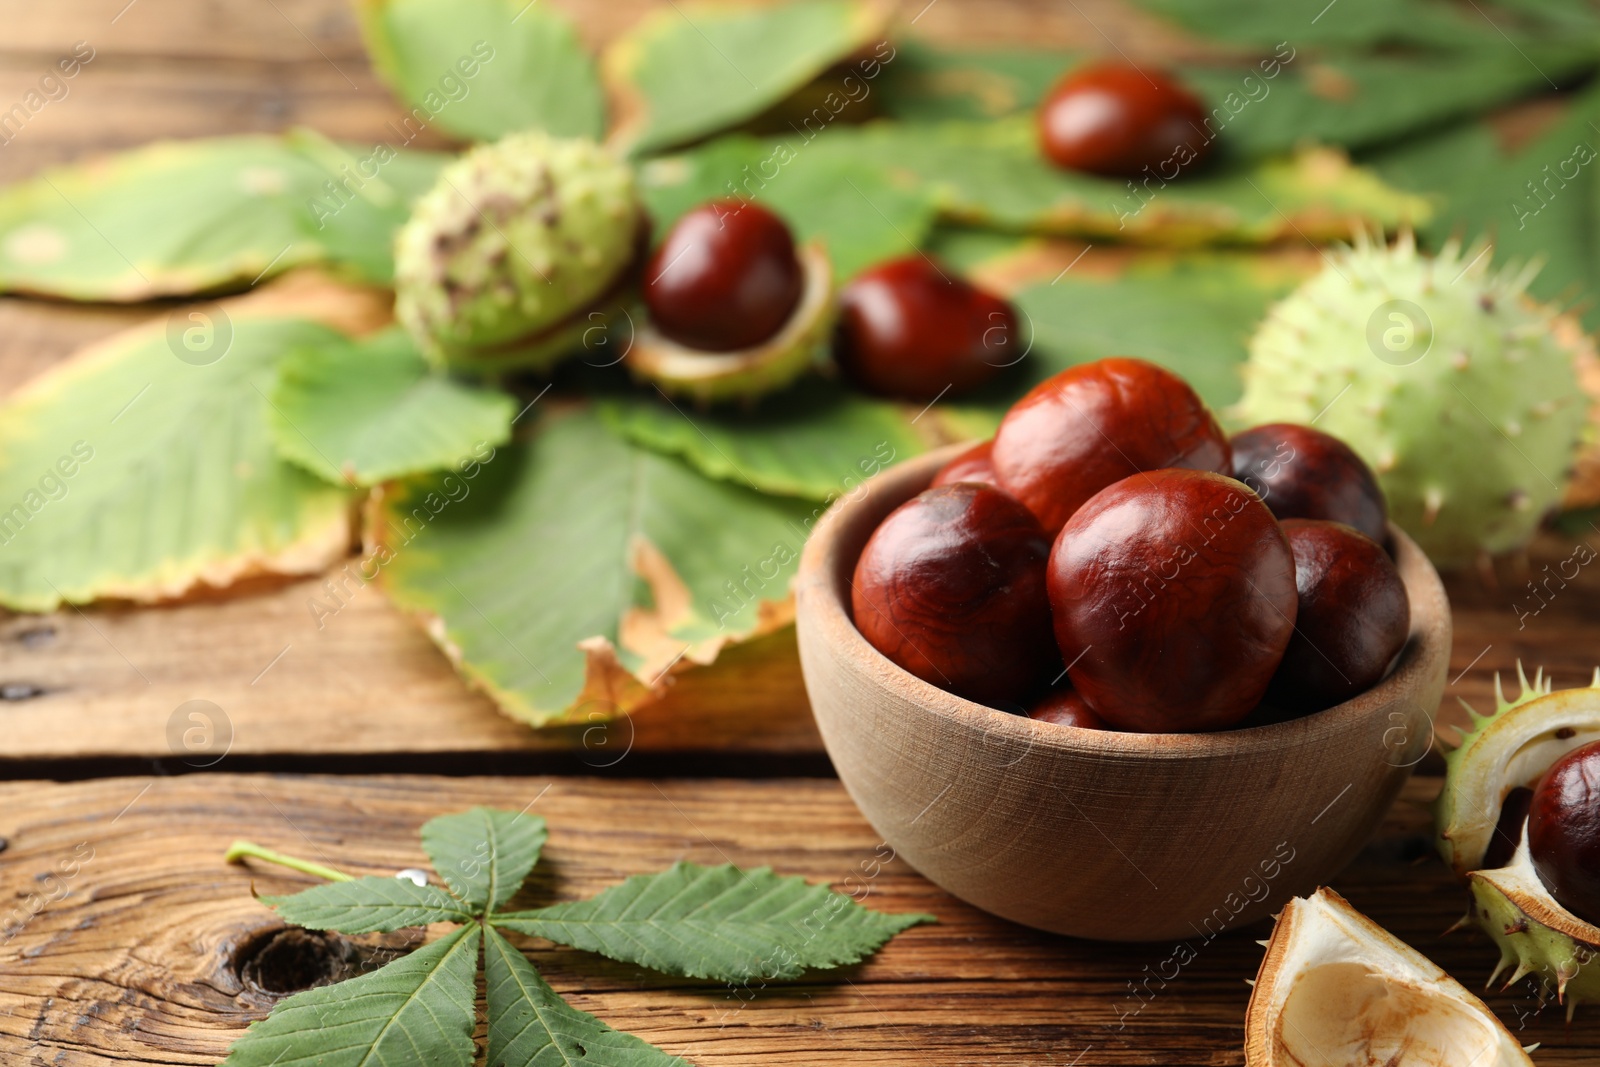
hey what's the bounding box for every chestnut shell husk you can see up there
[1435,664,1600,1012]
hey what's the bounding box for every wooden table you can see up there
[1,1,1597,1063]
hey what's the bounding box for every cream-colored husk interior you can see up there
[1246,888,1532,1066]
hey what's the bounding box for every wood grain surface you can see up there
[0,0,1594,771]
[0,1,1593,1064]
[0,773,1589,1066]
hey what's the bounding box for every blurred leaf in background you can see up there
[357,0,605,142]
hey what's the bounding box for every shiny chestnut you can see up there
[1028,687,1110,729]
[1037,62,1212,178]
[1231,423,1389,547]
[834,256,1017,401]
[931,439,1000,489]
[1266,520,1409,714]
[1528,740,1600,925]
[1048,468,1297,732]
[643,199,803,351]
[992,357,1230,534]
[852,483,1057,708]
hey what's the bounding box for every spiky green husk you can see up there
[1235,233,1587,567]
[1435,665,1600,1011]
[1471,858,1600,1015]
[1434,663,1556,877]
[394,131,640,372]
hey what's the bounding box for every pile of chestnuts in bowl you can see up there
[795,357,1453,941]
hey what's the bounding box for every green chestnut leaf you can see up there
[356,0,604,142]
[599,379,927,502]
[0,133,447,300]
[220,926,482,1067]
[605,0,889,158]
[268,327,517,487]
[484,927,691,1067]
[493,862,936,981]
[262,876,476,934]
[420,807,547,912]
[223,806,931,1066]
[0,306,366,612]
[375,410,815,727]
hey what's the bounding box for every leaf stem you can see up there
[225,840,353,883]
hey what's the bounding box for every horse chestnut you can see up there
[1231,424,1389,547]
[1037,62,1212,178]
[931,439,1000,489]
[1029,687,1110,729]
[852,483,1057,708]
[992,358,1230,534]
[834,256,1017,401]
[1266,520,1410,714]
[643,199,803,351]
[1048,469,1297,732]
[1528,740,1600,925]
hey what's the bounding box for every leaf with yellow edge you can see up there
[0,134,447,300]
[375,409,815,726]
[0,274,387,612]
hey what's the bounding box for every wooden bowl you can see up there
[795,444,1451,942]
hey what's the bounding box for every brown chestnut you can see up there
[1266,519,1409,714]
[834,256,1017,401]
[852,483,1057,708]
[643,199,803,351]
[1037,62,1212,179]
[1028,687,1110,729]
[1528,740,1600,925]
[1230,423,1389,547]
[931,439,1000,489]
[1048,468,1297,733]
[992,357,1231,534]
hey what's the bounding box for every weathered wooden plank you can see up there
[0,774,1584,1065]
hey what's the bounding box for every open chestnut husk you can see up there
[628,199,833,404]
[1231,423,1389,548]
[852,483,1058,709]
[1048,468,1297,732]
[992,358,1230,534]
[1266,519,1410,714]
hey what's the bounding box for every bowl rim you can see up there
[796,441,1452,760]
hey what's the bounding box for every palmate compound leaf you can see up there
[0,134,448,300]
[492,862,936,982]
[485,927,690,1067]
[421,807,547,912]
[0,277,388,612]
[597,378,926,501]
[263,877,476,934]
[375,409,817,727]
[220,925,481,1067]
[604,0,891,158]
[268,326,517,486]
[356,0,604,142]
